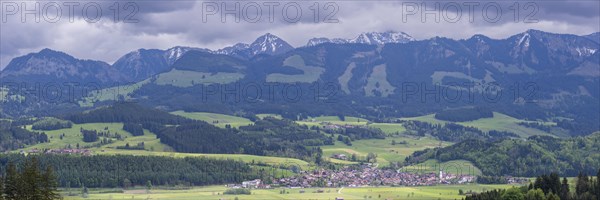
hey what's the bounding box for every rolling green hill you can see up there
[400,112,559,138]
[170,111,253,128]
[20,122,170,152]
[322,135,451,166]
[404,133,600,176]
[155,69,244,87]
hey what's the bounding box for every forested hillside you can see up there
[158,117,332,161]
[402,120,518,142]
[434,107,493,122]
[0,120,48,151]
[405,133,600,176]
[65,103,192,125]
[63,104,332,161]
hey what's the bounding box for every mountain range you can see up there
[3,30,598,84]
[1,30,599,132]
[307,31,415,46]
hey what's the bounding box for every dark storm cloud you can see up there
[394,0,599,27]
[539,0,600,18]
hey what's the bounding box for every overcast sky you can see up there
[1,0,599,69]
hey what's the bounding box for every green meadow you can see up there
[79,79,151,107]
[62,184,519,200]
[266,55,325,83]
[256,114,283,120]
[364,64,395,97]
[400,112,557,138]
[20,123,169,151]
[338,62,357,94]
[155,69,244,87]
[19,121,310,169]
[171,111,254,128]
[297,116,370,127]
[321,136,452,166]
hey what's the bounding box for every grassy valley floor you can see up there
[62,184,520,200]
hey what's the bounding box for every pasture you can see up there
[400,112,558,138]
[266,55,325,83]
[155,69,244,87]
[62,184,519,200]
[171,111,254,128]
[321,136,451,166]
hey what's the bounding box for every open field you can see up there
[266,55,325,83]
[369,123,407,134]
[94,149,311,169]
[364,64,395,97]
[0,87,8,102]
[171,111,254,128]
[321,136,451,166]
[20,123,171,152]
[62,184,519,200]
[297,116,370,127]
[79,79,151,107]
[156,69,244,87]
[256,114,283,120]
[400,112,557,138]
[19,122,310,169]
[338,62,356,94]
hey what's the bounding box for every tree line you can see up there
[31,117,72,131]
[0,120,48,152]
[402,120,518,142]
[434,107,493,122]
[0,154,257,188]
[157,117,331,161]
[63,104,333,162]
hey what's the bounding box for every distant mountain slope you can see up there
[0,48,127,84]
[307,31,415,46]
[112,46,209,82]
[1,30,599,133]
[217,33,294,59]
[584,32,600,44]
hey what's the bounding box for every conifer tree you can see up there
[22,157,42,200]
[560,177,570,200]
[0,175,4,200]
[40,166,60,200]
[3,162,20,200]
[576,172,590,195]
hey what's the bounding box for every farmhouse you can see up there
[242,179,261,188]
[331,153,348,160]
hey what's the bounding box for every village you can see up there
[230,165,478,190]
[21,148,92,156]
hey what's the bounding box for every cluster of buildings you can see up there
[322,123,360,130]
[23,148,92,155]
[227,179,271,189]
[233,165,476,189]
[331,153,349,160]
[274,166,475,188]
